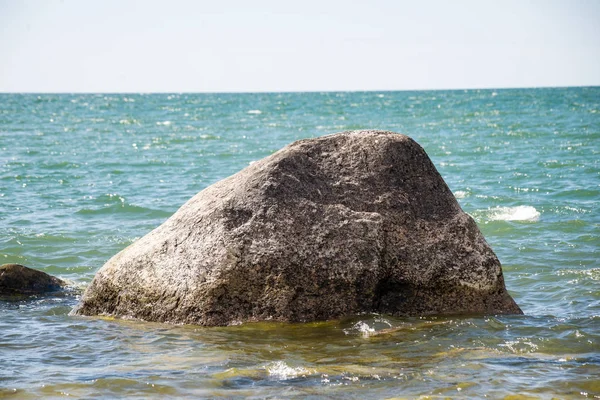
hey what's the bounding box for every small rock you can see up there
[0,264,66,296]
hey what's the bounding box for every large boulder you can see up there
[73,130,522,325]
[0,264,66,296]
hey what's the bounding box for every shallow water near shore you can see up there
[1,88,599,398]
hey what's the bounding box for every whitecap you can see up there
[156,121,171,126]
[454,190,469,199]
[488,205,540,222]
[247,110,262,115]
[119,118,139,125]
[343,321,376,337]
[265,361,313,380]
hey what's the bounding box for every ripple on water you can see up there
[74,194,172,220]
[1,89,599,398]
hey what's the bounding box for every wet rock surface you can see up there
[0,263,66,296]
[73,130,522,325]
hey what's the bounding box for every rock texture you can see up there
[0,263,66,296]
[73,130,522,325]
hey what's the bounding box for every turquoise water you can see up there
[1,88,599,398]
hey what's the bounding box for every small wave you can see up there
[247,110,262,115]
[557,268,600,281]
[199,134,220,140]
[265,361,314,380]
[488,206,540,222]
[118,118,139,125]
[156,121,172,126]
[342,318,399,337]
[76,201,172,218]
[499,339,539,354]
[343,321,376,337]
[454,190,469,199]
[354,321,376,337]
[40,161,80,170]
[33,233,77,243]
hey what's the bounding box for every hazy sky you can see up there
[1,0,599,92]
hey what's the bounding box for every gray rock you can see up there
[0,263,66,296]
[73,130,522,325]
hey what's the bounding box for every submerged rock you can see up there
[73,130,522,325]
[0,263,66,296]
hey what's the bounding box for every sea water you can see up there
[0,88,598,398]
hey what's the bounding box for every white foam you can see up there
[266,361,313,379]
[247,110,262,114]
[342,321,376,337]
[454,190,469,199]
[488,205,540,222]
[156,121,171,126]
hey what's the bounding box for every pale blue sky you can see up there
[1,0,599,92]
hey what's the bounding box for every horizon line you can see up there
[1,84,598,95]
